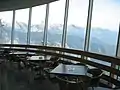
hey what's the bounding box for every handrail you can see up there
[55,76,84,84]
[0,47,120,76]
[0,44,120,88]
[0,44,120,66]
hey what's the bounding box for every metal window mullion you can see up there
[115,24,120,58]
[27,7,32,45]
[11,10,15,44]
[61,0,69,48]
[114,24,120,79]
[84,0,94,52]
[43,4,49,46]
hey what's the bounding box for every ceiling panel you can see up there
[0,0,58,11]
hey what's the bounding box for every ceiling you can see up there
[0,0,58,11]
[0,0,10,1]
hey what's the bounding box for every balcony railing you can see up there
[0,44,120,89]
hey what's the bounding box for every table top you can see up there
[51,64,88,76]
[9,52,35,55]
[28,56,47,61]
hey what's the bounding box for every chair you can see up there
[87,68,103,77]
[60,60,74,65]
[1,49,11,59]
[87,68,103,90]
[43,56,60,81]
[55,75,86,90]
[55,76,68,90]
[44,56,60,73]
[75,62,87,66]
[114,86,120,90]
[60,60,86,66]
[45,56,60,68]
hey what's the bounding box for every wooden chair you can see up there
[55,75,87,90]
[87,68,103,90]
[44,56,60,74]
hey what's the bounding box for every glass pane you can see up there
[30,5,46,45]
[66,0,89,50]
[89,0,119,57]
[47,0,65,47]
[14,8,29,44]
[0,11,13,44]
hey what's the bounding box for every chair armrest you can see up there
[55,76,84,84]
[113,86,120,89]
[92,71,104,79]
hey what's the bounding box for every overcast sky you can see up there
[0,0,120,31]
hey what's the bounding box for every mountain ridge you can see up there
[0,22,118,56]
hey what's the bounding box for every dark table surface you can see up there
[9,52,36,56]
[51,64,88,76]
[28,55,51,61]
[28,56,45,61]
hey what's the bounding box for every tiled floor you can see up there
[0,62,59,90]
[0,62,116,90]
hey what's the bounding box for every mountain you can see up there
[0,22,118,56]
[91,28,118,46]
[67,25,85,37]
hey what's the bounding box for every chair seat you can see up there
[87,68,103,77]
[87,68,103,90]
[56,75,89,90]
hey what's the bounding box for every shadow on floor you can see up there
[0,62,115,90]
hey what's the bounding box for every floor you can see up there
[0,61,116,90]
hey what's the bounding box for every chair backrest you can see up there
[75,62,87,66]
[49,56,60,67]
[87,68,103,77]
[56,76,86,90]
[50,56,60,61]
[3,49,10,54]
[61,60,74,65]
[55,76,69,90]
[89,69,103,87]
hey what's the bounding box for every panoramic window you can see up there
[89,0,120,66]
[66,0,89,50]
[14,8,29,44]
[0,11,13,44]
[30,5,46,45]
[89,0,119,57]
[47,0,65,47]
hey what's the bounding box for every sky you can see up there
[0,0,120,31]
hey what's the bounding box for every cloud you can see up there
[0,11,13,24]
[15,8,29,24]
[31,5,46,25]
[0,0,120,31]
[92,0,120,31]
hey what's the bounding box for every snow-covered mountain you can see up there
[0,22,118,56]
